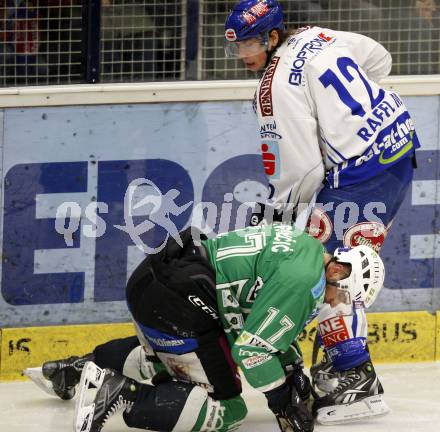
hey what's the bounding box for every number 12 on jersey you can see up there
[319,56,384,118]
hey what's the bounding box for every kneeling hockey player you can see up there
[27,225,388,432]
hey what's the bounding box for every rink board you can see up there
[437,311,440,359]
[0,98,439,329]
[0,323,135,381]
[0,311,437,381]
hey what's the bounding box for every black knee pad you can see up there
[123,380,208,431]
[93,336,140,373]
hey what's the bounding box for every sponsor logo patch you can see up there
[379,131,414,165]
[261,141,280,178]
[235,331,277,353]
[225,28,237,41]
[188,294,218,320]
[343,221,388,253]
[242,353,271,369]
[311,270,326,300]
[238,347,263,357]
[319,316,350,348]
[259,56,280,117]
[243,2,269,24]
[289,32,334,86]
[260,120,281,139]
[356,108,416,167]
[306,207,333,243]
[235,330,253,346]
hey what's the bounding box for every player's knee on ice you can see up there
[123,379,247,431]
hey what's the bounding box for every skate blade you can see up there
[73,361,105,432]
[316,394,391,425]
[23,367,58,397]
[276,416,295,432]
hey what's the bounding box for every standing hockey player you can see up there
[224,0,420,424]
[29,225,386,432]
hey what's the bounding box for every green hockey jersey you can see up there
[202,224,326,392]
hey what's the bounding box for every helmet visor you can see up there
[225,35,268,59]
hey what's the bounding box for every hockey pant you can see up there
[93,228,247,431]
[92,336,246,432]
[308,155,414,370]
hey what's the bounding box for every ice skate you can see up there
[310,351,340,394]
[24,353,93,400]
[313,361,390,424]
[74,361,137,432]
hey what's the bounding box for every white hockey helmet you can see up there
[333,245,385,308]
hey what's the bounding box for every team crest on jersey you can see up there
[259,56,280,117]
[343,222,388,253]
[306,207,333,243]
[222,290,240,308]
[225,312,244,331]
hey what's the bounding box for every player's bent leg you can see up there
[74,361,247,432]
[25,335,160,400]
[95,334,165,382]
[126,383,247,432]
[311,303,369,394]
[93,335,140,372]
[311,305,389,423]
[190,395,248,431]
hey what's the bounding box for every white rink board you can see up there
[1,362,439,432]
[0,97,439,328]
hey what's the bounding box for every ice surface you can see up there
[1,362,439,432]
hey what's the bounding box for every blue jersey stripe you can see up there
[326,152,339,165]
[352,307,358,336]
[326,140,347,161]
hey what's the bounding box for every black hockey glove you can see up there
[284,362,317,402]
[265,381,314,432]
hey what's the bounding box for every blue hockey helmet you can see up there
[224,0,285,43]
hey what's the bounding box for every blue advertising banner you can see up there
[0,98,438,327]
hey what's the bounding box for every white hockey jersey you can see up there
[255,26,420,212]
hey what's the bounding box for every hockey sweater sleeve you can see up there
[230,259,324,393]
